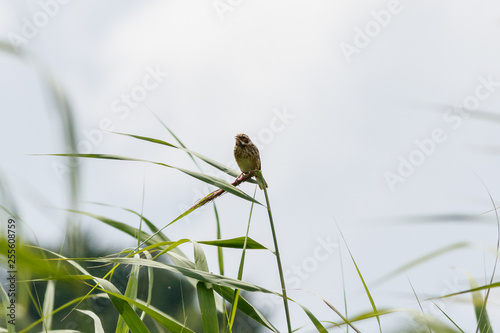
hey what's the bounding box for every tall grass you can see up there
[1,43,499,332]
[2,128,497,332]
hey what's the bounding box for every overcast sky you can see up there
[2,0,500,331]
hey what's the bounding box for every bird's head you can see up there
[235,133,251,146]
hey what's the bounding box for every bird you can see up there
[234,133,268,189]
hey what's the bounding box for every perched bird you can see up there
[234,133,268,189]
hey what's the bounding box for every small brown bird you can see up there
[234,133,267,189]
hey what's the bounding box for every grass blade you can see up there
[65,209,196,271]
[76,309,105,333]
[406,277,431,333]
[88,203,170,242]
[230,187,257,330]
[88,277,150,333]
[42,280,56,331]
[141,250,154,321]
[92,257,277,294]
[111,132,254,183]
[145,117,228,275]
[475,179,499,333]
[45,154,260,205]
[302,289,361,333]
[339,229,382,332]
[439,281,500,299]
[197,282,219,333]
[147,109,202,169]
[297,303,328,333]
[259,171,292,332]
[198,237,269,250]
[214,204,224,276]
[0,40,81,257]
[65,210,164,245]
[371,242,473,287]
[116,253,141,333]
[465,273,492,333]
[216,286,278,332]
[431,301,465,333]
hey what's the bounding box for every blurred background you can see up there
[1,0,500,331]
